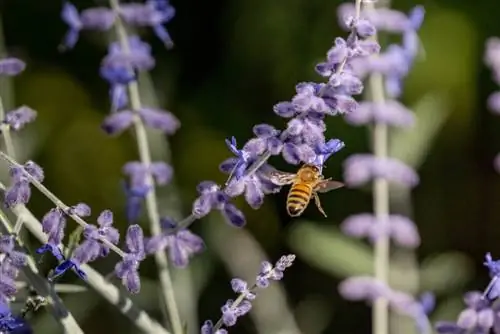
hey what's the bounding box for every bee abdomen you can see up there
[286,184,312,217]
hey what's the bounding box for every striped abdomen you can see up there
[286,182,313,217]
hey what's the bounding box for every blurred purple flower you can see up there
[60,2,115,49]
[341,213,420,248]
[145,217,204,267]
[344,154,419,187]
[119,0,176,48]
[0,58,25,76]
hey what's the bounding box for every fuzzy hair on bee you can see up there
[265,164,344,217]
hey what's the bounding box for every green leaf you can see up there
[419,252,473,294]
[287,221,374,277]
[389,93,450,169]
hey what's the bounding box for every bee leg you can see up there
[313,192,327,217]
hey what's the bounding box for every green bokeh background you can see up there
[0,0,499,333]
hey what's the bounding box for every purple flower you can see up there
[121,161,173,222]
[102,36,155,72]
[119,0,176,48]
[343,154,419,187]
[60,2,115,49]
[115,225,145,293]
[0,236,27,272]
[191,181,246,227]
[0,303,29,332]
[145,218,204,267]
[205,254,295,332]
[0,58,25,76]
[344,100,414,127]
[101,110,135,135]
[435,291,499,334]
[37,203,91,261]
[341,213,420,248]
[200,321,228,334]
[82,210,120,258]
[137,107,180,134]
[4,161,44,208]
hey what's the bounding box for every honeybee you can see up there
[266,164,344,217]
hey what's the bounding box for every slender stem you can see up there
[364,0,390,330]
[0,151,127,257]
[107,1,183,333]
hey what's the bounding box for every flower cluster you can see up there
[61,1,175,51]
[178,0,381,232]
[335,2,429,332]
[341,276,434,332]
[201,254,296,333]
[434,254,500,333]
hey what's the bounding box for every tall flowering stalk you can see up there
[433,34,500,334]
[60,0,187,332]
[335,2,430,334]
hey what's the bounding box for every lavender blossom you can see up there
[145,217,204,267]
[435,291,500,333]
[4,161,44,208]
[0,58,25,76]
[192,181,246,227]
[203,254,296,332]
[0,302,29,333]
[115,225,145,293]
[122,161,173,222]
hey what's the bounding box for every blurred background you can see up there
[0,0,498,333]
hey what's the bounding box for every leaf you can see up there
[389,93,450,170]
[287,221,374,277]
[419,252,473,294]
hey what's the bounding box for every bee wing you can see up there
[315,180,344,193]
[264,167,297,186]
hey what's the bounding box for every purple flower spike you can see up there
[205,254,295,332]
[0,58,26,76]
[115,225,145,293]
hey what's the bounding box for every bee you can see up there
[267,164,344,217]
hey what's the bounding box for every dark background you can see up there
[0,0,498,333]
